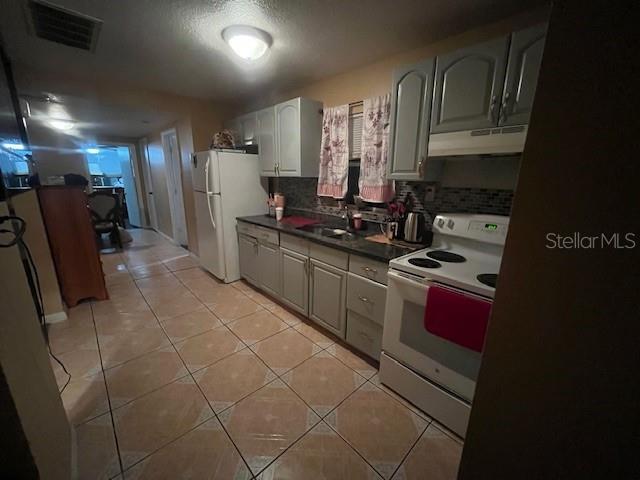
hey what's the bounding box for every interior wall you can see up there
[10,189,65,320]
[142,104,227,253]
[0,201,71,480]
[29,122,89,183]
[459,1,639,478]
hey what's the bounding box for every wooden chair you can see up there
[88,191,123,249]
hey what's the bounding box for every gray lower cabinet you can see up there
[238,234,258,285]
[280,247,309,316]
[257,240,281,298]
[387,58,435,181]
[309,259,347,338]
[501,23,547,126]
[431,36,510,133]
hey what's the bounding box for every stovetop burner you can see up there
[408,258,442,268]
[477,273,498,288]
[427,250,466,263]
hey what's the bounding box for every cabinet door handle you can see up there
[361,266,377,274]
[500,92,510,124]
[274,165,277,176]
[490,95,498,122]
[417,156,425,177]
[358,296,373,304]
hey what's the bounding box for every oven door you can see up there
[382,269,483,402]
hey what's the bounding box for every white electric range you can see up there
[379,213,509,437]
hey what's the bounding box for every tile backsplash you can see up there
[274,177,514,224]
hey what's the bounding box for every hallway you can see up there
[49,229,462,479]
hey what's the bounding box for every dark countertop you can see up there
[237,215,423,263]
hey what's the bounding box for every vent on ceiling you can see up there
[26,0,102,52]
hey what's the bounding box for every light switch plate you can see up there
[424,185,436,202]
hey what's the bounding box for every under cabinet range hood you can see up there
[427,125,528,157]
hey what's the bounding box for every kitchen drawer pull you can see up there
[358,296,373,304]
[361,266,378,274]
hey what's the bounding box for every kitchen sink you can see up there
[296,224,359,241]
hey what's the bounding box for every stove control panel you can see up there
[433,214,509,245]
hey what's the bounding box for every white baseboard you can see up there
[45,311,68,324]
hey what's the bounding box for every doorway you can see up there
[161,128,188,246]
[139,137,158,230]
[85,144,144,228]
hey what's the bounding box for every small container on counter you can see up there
[275,207,284,222]
[352,212,363,230]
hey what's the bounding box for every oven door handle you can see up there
[388,269,429,286]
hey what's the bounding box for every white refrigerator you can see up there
[192,150,267,282]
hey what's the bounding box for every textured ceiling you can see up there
[1,0,545,102]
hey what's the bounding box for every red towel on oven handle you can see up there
[424,285,492,353]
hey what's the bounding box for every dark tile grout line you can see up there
[88,300,126,479]
[104,242,431,479]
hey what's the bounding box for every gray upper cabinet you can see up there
[239,112,257,145]
[387,58,435,180]
[431,36,510,133]
[500,24,547,126]
[256,107,277,176]
[276,99,301,176]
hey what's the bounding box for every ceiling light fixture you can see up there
[86,147,100,154]
[49,119,75,131]
[222,25,271,60]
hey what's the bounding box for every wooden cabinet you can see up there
[257,240,281,298]
[501,24,547,126]
[388,58,436,180]
[431,36,510,133]
[309,259,347,337]
[280,247,309,315]
[37,186,108,307]
[238,233,258,285]
[256,107,277,176]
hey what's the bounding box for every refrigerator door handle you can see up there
[207,193,216,230]
[204,155,211,194]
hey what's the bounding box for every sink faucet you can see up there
[341,205,351,230]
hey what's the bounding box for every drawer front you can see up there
[349,255,389,285]
[237,221,255,237]
[237,222,279,245]
[346,273,387,326]
[280,233,309,255]
[309,243,349,270]
[254,225,279,245]
[346,311,382,360]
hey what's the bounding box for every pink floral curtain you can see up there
[359,93,394,203]
[317,105,349,198]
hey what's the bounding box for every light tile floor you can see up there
[49,229,462,479]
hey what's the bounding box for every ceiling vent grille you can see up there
[26,0,102,52]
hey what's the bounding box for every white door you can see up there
[139,138,158,230]
[117,145,142,227]
[161,129,188,245]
